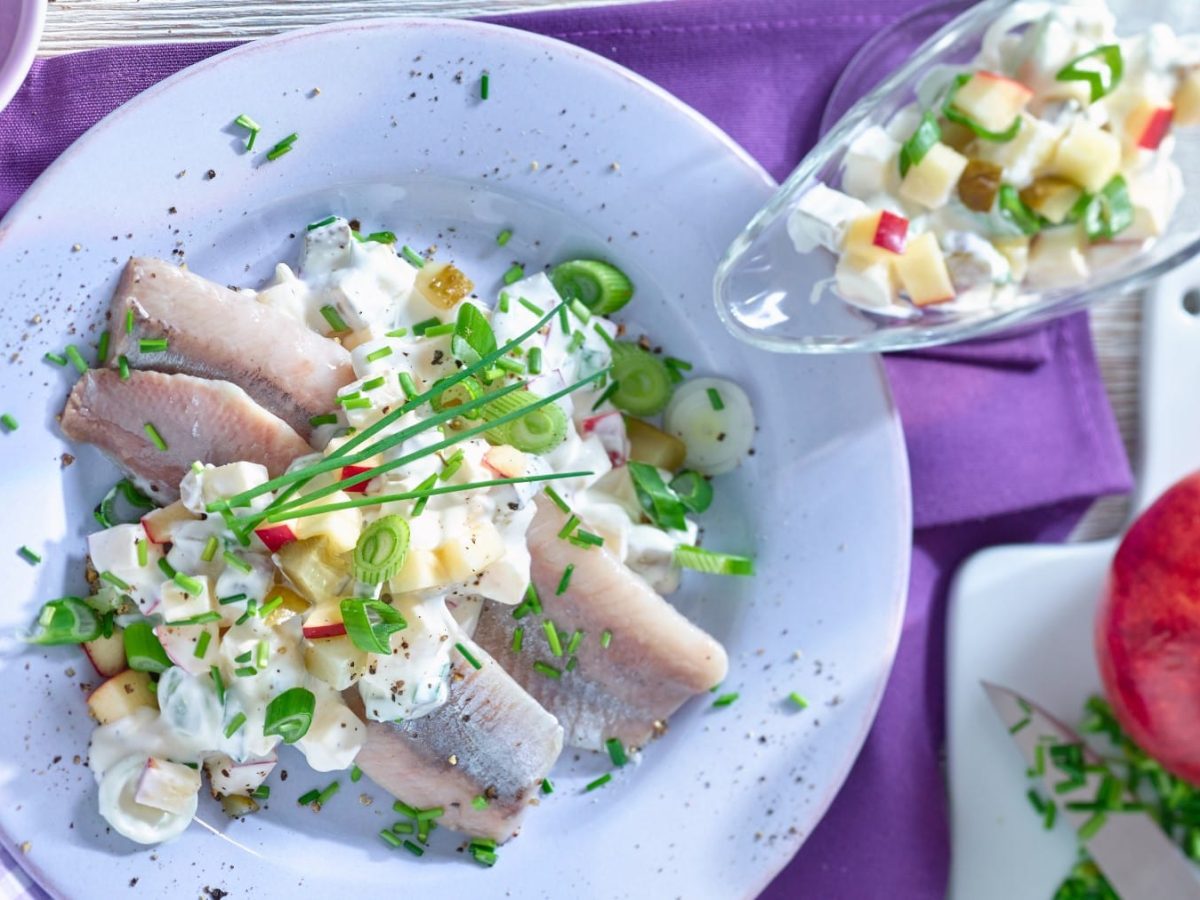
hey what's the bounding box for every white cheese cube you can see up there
[843,126,901,199]
[786,183,869,254]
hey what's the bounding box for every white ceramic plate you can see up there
[0,0,44,114]
[0,20,911,900]
[946,260,1200,897]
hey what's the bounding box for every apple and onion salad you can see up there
[24,217,756,846]
[789,0,1200,317]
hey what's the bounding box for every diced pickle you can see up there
[275,538,353,607]
[415,261,474,310]
[957,159,1004,212]
[624,417,687,471]
[939,120,976,153]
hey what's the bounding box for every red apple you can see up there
[254,523,297,553]
[141,501,193,544]
[873,210,909,254]
[82,629,128,677]
[581,410,629,467]
[302,603,347,639]
[340,465,372,494]
[1128,102,1174,150]
[843,211,910,262]
[1097,471,1200,785]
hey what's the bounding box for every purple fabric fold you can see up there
[0,2,1133,898]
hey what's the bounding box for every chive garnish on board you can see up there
[265,132,298,161]
[541,777,554,795]
[139,338,168,353]
[97,330,110,363]
[788,692,808,710]
[65,344,87,374]
[543,620,563,657]
[496,228,511,246]
[585,773,613,792]
[297,789,321,806]
[600,629,612,649]
[605,738,628,767]
[502,264,525,285]
[712,692,739,708]
[480,72,490,100]
[118,356,131,380]
[307,215,337,231]
[44,351,67,367]
[233,114,261,150]
[18,546,41,564]
[512,626,524,653]
[0,413,17,432]
[533,661,562,679]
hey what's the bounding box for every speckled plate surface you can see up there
[0,19,910,900]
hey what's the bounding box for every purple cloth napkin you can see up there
[0,2,1133,897]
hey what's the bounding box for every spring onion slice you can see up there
[610,343,673,416]
[674,544,755,576]
[263,687,316,743]
[26,597,100,645]
[429,375,483,418]
[451,302,497,366]
[669,470,713,514]
[224,712,248,738]
[341,598,407,654]
[479,389,568,454]
[1056,44,1123,103]
[93,477,154,528]
[628,461,688,531]
[944,74,1022,142]
[123,620,172,671]
[898,112,941,177]
[401,246,425,268]
[549,259,634,315]
[352,515,410,584]
[365,231,397,244]
[1081,175,1133,242]
[998,185,1043,237]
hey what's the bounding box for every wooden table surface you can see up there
[34,0,1142,541]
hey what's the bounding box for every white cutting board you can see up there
[946,256,1200,899]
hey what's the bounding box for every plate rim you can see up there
[0,0,45,115]
[0,16,913,898]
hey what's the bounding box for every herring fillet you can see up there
[473,497,729,751]
[59,369,311,503]
[349,639,563,842]
[105,257,354,438]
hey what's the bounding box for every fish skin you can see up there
[473,497,729,751]
[106,257,353,438]
[59,369,311,503]
[349,639,563,843]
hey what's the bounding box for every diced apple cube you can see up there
[1120,163,1180,241]
[304,634,367,690]
[834,255,898,310]
[295,692,366,772]
[843,126,901,198]
[579,411,629,467]
[1124,98,1174,151]
[87,670,158,724]
[83,629,128,677]
[204,753,277,799]
[275,538,353,607]
[1050,120,1121,193]
[254,522,298,553]
[1174,68,1200,126]
[437,518,505,583]
[160,576,213,622]
[338,465,372,494]
[895,233,956,306]
[181,462,269,514]
[135,757,201,816]
[899,143,969,210]
[292,491,361,555]
[951,71,1032,134]
[302,602,347,639]
[141,501,196,544]
[1027,226,1090,288]
[475,544,532,606]
[156,621,219,676]
[390,548,450,594]
[843,211,910,263]
[482,445,528,479]
[993,237,1031,283]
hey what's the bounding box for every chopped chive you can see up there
[402,840,424,857]
[298,789,321,806]
[0,413,18,433]
[495,357,525,374]
[566,655,579,672]
[498,292,510,313]
[480,72,490,100]
[361,376,386,392]
[712,692,739,708]
[533,661,562,679]
[400,245,425,268]
[194,630,213,658]
[570,530,604,548]
[528,346,543,375]
[541,777,554,795]
[307,215,337,231]
[544,486,570,513]
[398,372,419,401]
[472,795,489,810]
[143,423,168,451]
[440,449,464,481]
[503,264,525,285]
[255,639,269,668]
[455,642,483,670]
[365,231,397,244]
[100,570,130,590]
[1010,717,1031,735]
[235,650,254,665]
[234,666,258,678]
[605,737,628,767]
[379,828,403,849]
[266,133,298,161]
[557,305,570,334]
[320,305,348,333]
[411,317,440,336]
[97,330,110,362]
[173,572,204,595]
[157,557,177,579]
[592,323,617,348]
[600,629,612,649]
[18,546,41,565]
[340,397,371,410]
[524,583,543,615]
[234,600,258,625]
[167,611,221,626]
[391,821,414,835]
[556,564,575,596]
[234,114,261,149]
[567,331,585,353]
[44,351,68,366]
[118,356,131,380]
[591,380,620,411]
[664,356,692,372]
[518,297,544,316]
[410,472,439,517]
[423,322,455,337]
[543,620,563,657]
[309,413,338,427]
[218,593,247,605]
[138,338,168,353]
[585,773,613,792]
[259,595,283,619]
[210,666,226,703]
[224,712,247,738]
[251,784,270,799]
[496,228,511,246]
[565,629,584,656]
[316,781,340,807]
[201,535,219,562]
[512,626,524,653]
[788,692,808,710]
[124,308,135,334]
[393,799,419,818]
[706,387,724,410]
[366,346,393,363]
[1078,812,1107,840]
[350,765,362,783]
[558,515,581,540]
[513,603,532,621]
[385,327,409,338]
[65,344,87,374]
[568,299,591,324]
[222,550,252,574]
